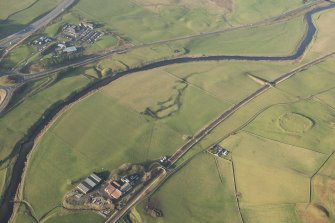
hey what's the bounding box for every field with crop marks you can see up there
[132,42,335,223]
[2,1,335,223]
[244,100,335,154]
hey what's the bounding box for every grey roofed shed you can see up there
[76,173,102,194]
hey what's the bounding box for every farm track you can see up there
[1,1,335,223]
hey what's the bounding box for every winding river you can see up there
[0,2,335,222]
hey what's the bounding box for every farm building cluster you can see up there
[75,173,139,198]
[29,21,104,56]
[208,145,230,158]
[104,175,139,199]
[64,170,143,218]
[30,35,80,55]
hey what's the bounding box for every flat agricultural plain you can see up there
[19,61,265,220]
[1,0,335,223]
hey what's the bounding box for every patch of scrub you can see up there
[278,112,315,134]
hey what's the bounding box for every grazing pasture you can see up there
[138,154,242,223]
[244,100,335,154]
[19,60,293,219]
[180,16,306,57]
[0,0,36,20]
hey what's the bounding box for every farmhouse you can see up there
[209,145,230,158]
[76,173,102,194]
[104,182,122,199]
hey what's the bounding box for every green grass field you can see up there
[0,0,36,20]
[44,210,104,223]
[0,70,92,160]
[0,69,93,215]
[177,16,306,57]
[7,44,37,67]
[316,88,335,108]
[138,153,242,223]
[244,100,335,154]
[242,205,303,223]
[71,0,307,44]
[12,204,36,223]
[0,0,62,38]
[73,0,227,44]
[222,132,326,176]
[234,156,310,205]
[20,61,257,218]
[17,60,307,221]
[229,0,307,25]
[307,154,335,223]
[277,57,335,99]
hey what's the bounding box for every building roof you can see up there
[63,46,77,53]
[82,21,94,29]
[57,43,66,49]
[112,181,121,188]
[104,184,122,199]
[76,173,102,194]
[120,182,132,193]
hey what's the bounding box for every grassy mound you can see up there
[278,112,314,134]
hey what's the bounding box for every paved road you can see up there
[106,167,166,223]
[0,86,15,115]
[0,0,75,60]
